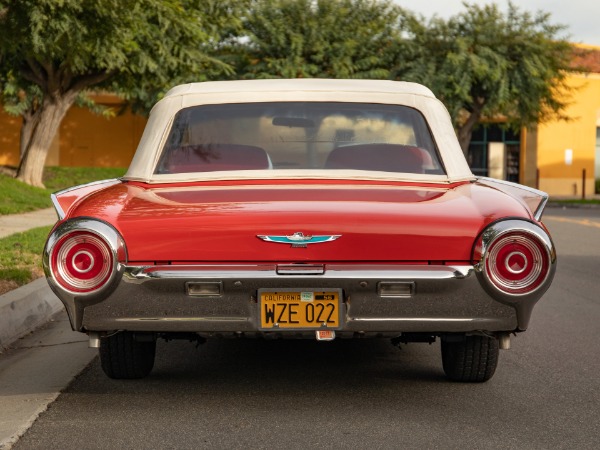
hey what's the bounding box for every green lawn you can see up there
[0,166,126,215]
[43,166,127,192]
[0,175,51,215]
[0,226,52,294]
[550,199,600,205]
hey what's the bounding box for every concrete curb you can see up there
[0,278,63,352]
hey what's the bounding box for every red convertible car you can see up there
[44,79,556,382]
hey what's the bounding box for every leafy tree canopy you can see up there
[0,0,242,186]
[235,0,405,79]
[395,2,574,151]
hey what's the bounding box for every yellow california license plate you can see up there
[259,289,341,330]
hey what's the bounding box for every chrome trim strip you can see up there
[50,193,65,220]
[276,265,326,275]
[533,195,549,221]
[349,318,479,322]
[125,264,473,281]
[52,178,121,197]
[114,317,249,323]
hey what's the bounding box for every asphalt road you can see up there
[13,207,600,450]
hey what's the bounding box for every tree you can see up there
[234,0,405,79]
[394,2,574,152]
[0,0,240,187]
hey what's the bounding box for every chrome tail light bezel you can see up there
[473,219,556,305]
[44,218,127,298]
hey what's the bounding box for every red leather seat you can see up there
[325,144,425,174]
[161,144,270,173]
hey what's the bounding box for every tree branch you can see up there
[58,63,73,92]
[22,58,47,88]
[40,60,59,96]
[70,70,115,92]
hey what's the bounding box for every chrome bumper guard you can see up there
[53,264,524,335]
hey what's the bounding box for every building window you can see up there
[467,124,521,181]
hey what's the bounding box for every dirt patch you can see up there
[0,165,17,177]
[0,279,19,296]
[0,272,44,296]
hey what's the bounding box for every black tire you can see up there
[441,335,499,382]
[99,332,156,379]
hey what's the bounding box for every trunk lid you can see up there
[66,180,531,263]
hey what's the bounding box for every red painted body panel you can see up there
[61,179,532,263]
[54,180,120,218]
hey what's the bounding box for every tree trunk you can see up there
[456,99,485,155]
[457,110,482,155]
[20,109,41,159]
[16,96,74,187]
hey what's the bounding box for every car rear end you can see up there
[43,80,557,381]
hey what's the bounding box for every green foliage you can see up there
[43,167,127,192]
[0,226,50,262]
[1,0,224,86]
[0,268,33,286]
[115,0,250,112]
[550,199,600,205]
[235,0,404,79]
[0,226,52,289]
[395,2,573,149]
[0,0,244,186]
[0,167,127,215]
[0,174,51,214]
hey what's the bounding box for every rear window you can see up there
[155,102,445,175]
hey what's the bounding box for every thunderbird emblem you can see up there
[257,232,341,248]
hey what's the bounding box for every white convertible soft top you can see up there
[124,79,474,183]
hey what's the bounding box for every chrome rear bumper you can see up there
[50,264,525,335]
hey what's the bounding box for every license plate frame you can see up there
[258,288,343,331]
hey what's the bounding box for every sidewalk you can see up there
[0,208,57,238]
[0,208,95,448]
[0,310,96,449]
[0,208,59,351]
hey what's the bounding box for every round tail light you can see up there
[485,232,549,294]
[51,231,114,293]
[474,220,555,298]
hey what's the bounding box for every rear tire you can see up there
[441,335,499,382]
[99,332,156,379]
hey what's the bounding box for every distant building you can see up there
[0,94,145,169]
[468,44,600,197]
[1,46,600,196]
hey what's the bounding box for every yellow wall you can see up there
[0,95,146,169]
[0,110,21,166]
[59,101,146,167]
[536,72,600,197]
